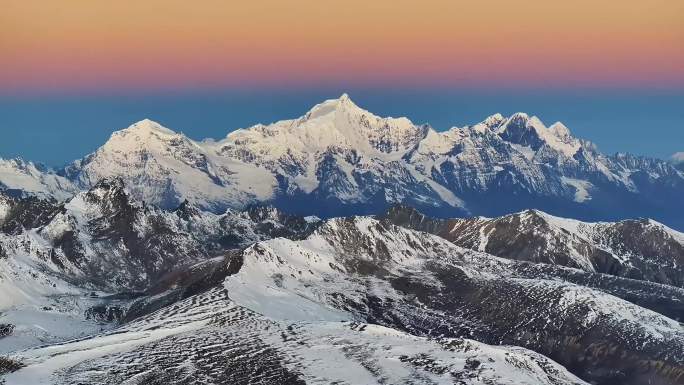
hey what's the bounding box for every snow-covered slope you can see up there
[214,94,468,215]
[0,158,75,201]
[672,152,684,164]
[221,94,426,165]
[2,196,684,384]
[1,201,591,384]
[0,229,120,354]
[220,216,684,385]
[52,94,684,228]
[385,205,684,287]
[4,286,588,385]
[0,179,320,357]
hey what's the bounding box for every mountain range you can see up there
[1,94,683,229]
[1,95,684,385]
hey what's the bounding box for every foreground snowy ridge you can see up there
[3,200,683,384]
[3,286,588,385]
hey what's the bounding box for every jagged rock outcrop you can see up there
[1,178,319,292]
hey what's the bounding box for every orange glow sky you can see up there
[2,0,683,93]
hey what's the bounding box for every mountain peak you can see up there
[305,93,366,120]
[102,119,185,153]
[494,113,582,157]
[124,119,176,135]
[496,113,542,141]
[549,121,572,139]
[484,113,505,125]
[472,113,506,132]
[509,112,530,120]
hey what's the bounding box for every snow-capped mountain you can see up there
[2,94,682,229]
[59,96,466,218]
[27,94,677,229]
[385,205,684,288]
[215,94,465,217]
[60,119,278,213]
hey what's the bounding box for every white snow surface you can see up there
[0,158,75,200]
[66,119,277,211]
[0,233,111,353]
[560,177,593,202]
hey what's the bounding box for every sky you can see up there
[1,0,683,165]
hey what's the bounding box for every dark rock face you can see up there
[243,205,320,240]
[384,205,684,288]
[0,324,14,338]
[0,193,61,235]
[382,268,683,385]
[0,357,24,375]
[84,306,124,323]
[502,261,684,322]
[121,251,243,323]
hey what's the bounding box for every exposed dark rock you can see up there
[0,324,14,338]
[84,305,125,323]
[0,356,23,375]
[0,194,61,235]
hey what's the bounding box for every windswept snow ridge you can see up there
[4,286,589,385]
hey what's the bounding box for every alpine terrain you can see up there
[1,95,683,385]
